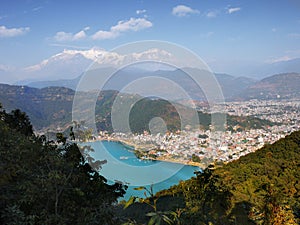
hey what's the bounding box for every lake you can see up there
[85,140,201,200]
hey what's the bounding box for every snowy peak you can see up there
[23,47,175,77]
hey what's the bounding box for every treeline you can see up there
[0,105,126,225]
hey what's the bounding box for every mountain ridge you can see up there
[0,83,273,133]
[240,72,300,100]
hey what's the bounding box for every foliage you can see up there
[0,106,127,225]
[122,131,300,224]
[122,186,184,225]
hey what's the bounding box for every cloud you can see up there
[266,56,294,64]
[228,7,241,14]
[92,17,152,40]
[0,25,30,37]
[271,28,277,32]
[92,30,119,40]
[172,5,199,17]
[206,11,218,18]
[136,9,146,15]
[54,28,88,41]
[111,18,152,32]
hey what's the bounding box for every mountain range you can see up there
[3,47,300,86]
[25,69,300,100]
[0,84,273,133]
[25,68,256,100]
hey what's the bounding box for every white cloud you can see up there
[92,30,119,40]
[111,18,152,32]
[73,30,86,40]
[228,7,241,14]
[206,11,218,18]
[136,9,146,15]
[92,17,152,40]
[266,56,294,64]
[271,28,277,32]
[0,25,30,37]
[54,28,87,41]
[172,5,199,17]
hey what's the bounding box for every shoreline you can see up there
[93,137,206,169]
[153,156,206,169]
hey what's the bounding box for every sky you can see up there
[0,0,300,83]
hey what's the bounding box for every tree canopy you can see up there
[0,105,126,225]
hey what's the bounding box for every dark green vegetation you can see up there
[0,103,299,224]
[0,84,273,134]
[0,105,126,225]
[122,131,300,225]
[112,95,273,134]
[0,84,74,130]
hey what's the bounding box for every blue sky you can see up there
[0,0,300,81]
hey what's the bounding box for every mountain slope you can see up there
[26,69,256,100]
[240,72,300,100]
[0,84,74,129]
[122,130,300,224]
[0,84,272,133]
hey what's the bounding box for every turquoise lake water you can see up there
[85,141,201,200]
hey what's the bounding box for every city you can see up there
[96,98,300,168]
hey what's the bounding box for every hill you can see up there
[0,84,75,130]
[240,73,300,100]
[0,83,273,133]
[121,130,300,224]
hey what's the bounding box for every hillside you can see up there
[0,84,75,129]
[0,105,125,225]
[240,73,300,100]
[121,130,300,224]
[0,83,273,133]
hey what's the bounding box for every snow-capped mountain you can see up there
[19,48,176,83]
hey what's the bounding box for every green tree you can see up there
[0,107,126,225]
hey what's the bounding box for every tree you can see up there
[3,108,34,136]
[0,107,127,225]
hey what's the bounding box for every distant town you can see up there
[94,98,300,169]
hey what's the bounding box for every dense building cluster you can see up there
[98,98,300,167]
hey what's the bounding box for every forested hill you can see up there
[0,84,273,133]
[122,130,300,224]
[0,106,126,224]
